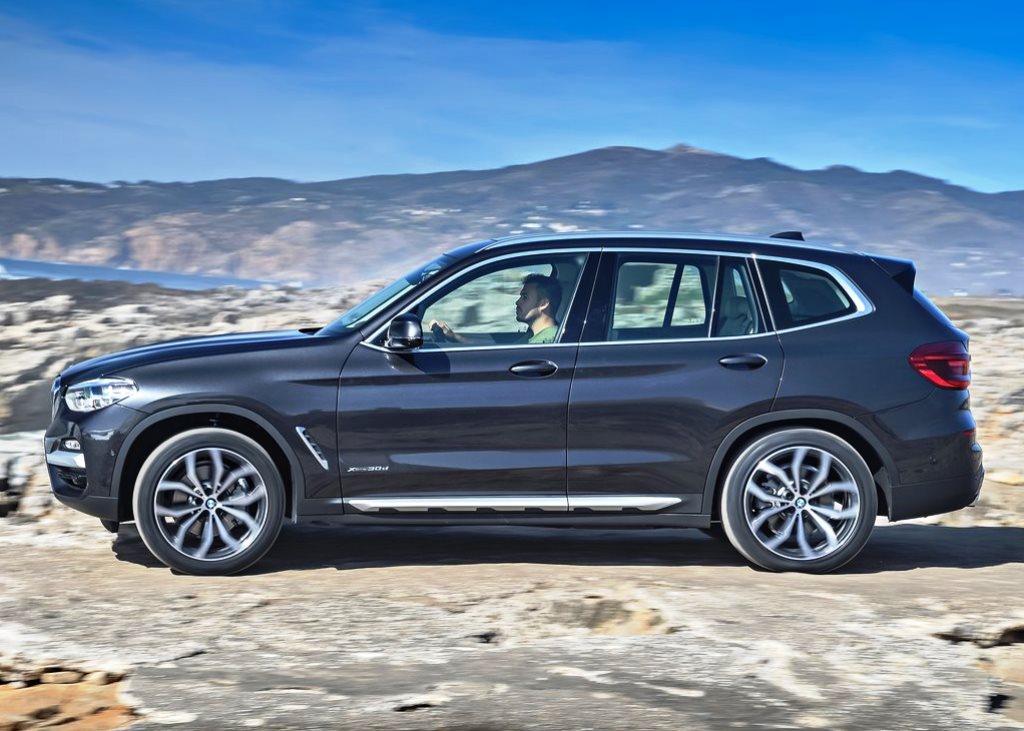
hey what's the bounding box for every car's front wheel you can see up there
[132,428,285,575]
[719,428,877,573]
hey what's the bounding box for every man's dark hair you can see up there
[522,273,563,318]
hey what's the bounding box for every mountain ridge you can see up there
[2,144,1021,293]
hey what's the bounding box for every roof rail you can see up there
[770,230,805,241]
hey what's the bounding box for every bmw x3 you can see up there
[44,231,984,575]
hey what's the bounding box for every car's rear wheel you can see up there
[719,428,876,573]
[132,428,284,575]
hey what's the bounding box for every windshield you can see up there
[319,254,456,335]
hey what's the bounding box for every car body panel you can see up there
[767,253,953,416]
[117,335,358,503]
[567,336,784,510]
[336,342,580,505]
[60,329,318,384]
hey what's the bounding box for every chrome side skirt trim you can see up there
[344,495,682,513]
[45,449,86,470]
[295,427,329,471]
[569,495,681,511]
[346,496,568,512]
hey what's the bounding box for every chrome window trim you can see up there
[359,245,874,353]
[578,331,781,348]
[361,340,580,354]
[361,247,596,353]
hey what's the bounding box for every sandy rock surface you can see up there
[0,511,1022,729]
[938,299,1024,487]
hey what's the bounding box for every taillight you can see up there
[909,341,971,390]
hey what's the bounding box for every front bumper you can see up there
[43,403,145,522]
[49,479,120,521]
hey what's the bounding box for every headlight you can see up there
[64,377,138,413]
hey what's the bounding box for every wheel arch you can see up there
[703,410,896,520]
[113,404,303,523]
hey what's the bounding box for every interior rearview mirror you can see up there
[385,313,423,351]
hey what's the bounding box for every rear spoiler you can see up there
[869,255,916,293]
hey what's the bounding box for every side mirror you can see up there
[385,313,423,351]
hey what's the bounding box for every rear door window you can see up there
[607,254,717,341]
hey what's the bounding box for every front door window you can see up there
[413,253,588,348]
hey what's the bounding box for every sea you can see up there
[0,257,278,291]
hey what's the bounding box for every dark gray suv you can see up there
[43,231,983,575]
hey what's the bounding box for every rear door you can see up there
[566,249,784,513]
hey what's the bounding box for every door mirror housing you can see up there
[385,313,423,351]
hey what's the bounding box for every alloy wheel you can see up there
[152,447,269,562]
[741,445,861,561]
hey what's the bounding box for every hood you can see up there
[60,329,315,384]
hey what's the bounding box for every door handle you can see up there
[509,360,559,378]
[718,353,768,370]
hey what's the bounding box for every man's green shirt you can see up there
[521,325,558,344]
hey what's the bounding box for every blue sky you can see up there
[2,1,1023,191]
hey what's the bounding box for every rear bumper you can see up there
[859,388,984,521]
[888,454,984,521]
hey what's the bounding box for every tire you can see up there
[719,428,876,573]
[132,428,285,575]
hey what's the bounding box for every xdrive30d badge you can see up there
[44,231,984,575]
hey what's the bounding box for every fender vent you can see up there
[295,427,329,470]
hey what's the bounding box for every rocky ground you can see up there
[0,278,383,433]
[0,506,1022,730]
[0,281,1022,729]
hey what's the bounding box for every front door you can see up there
[338,250,595,514]
[567,250,784,513]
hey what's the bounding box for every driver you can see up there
[428,273,562,345]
